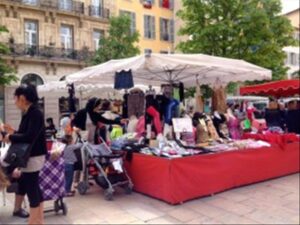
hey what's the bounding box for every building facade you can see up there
[111,0,175,54]
[0,0,111,127]
[283,8,300,79]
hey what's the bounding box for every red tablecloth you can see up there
[125,142,299,205]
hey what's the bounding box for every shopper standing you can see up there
[3,84,47,225]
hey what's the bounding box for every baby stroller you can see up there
[76,138,133,200]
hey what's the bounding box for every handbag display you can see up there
[3,129,43,168]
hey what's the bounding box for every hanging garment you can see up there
[127,115,138,133]
[156,95,170,120]
[212,113,227,138]
[227,116,241,140]
[195,85,204,113]
[164,99,180,125]
[114,70,134,90]
[196,120,210,144]
[162,84,173,99]
[146,106,162,134]
[206,117,220,140]
[179,82,185,104]
[212,86,227,113]
[127,90,145,118]
[122,93,129,119]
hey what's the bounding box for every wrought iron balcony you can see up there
[2,43,95,62]
[88,5,110,19]
[4,0,110,19]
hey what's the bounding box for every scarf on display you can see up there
[212,85,227,113]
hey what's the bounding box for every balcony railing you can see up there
[3,43,95,62]
[88,5,110,19]
[4,0,110,19]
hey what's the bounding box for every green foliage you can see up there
[92,15,140,65]
[177,0,297,82]
[0,26,18,85]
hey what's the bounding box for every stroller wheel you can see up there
[104,190,113,201]
[77,181,88,195]
[62,202,68,215]
[124,185,133,195]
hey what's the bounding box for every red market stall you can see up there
[125,142,299,205]
[240,80,300,97]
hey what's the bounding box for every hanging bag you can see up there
[3,129,43,168]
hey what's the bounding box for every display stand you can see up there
[125,142,299,205]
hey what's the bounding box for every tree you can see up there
[92,15,140,65]
[0,26,17,85]
[177,0,297,81]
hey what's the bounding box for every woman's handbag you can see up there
[3,129,43,168]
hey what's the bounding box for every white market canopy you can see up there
[65,53,272,87]
[37,81,160,100]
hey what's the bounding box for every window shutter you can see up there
[151,16,155,39]
[170,0,174,10]
[132,12,136,33]
[159,18,163,40]
[144,15,148,38]
[170,19,174,42]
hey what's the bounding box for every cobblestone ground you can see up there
[0,173,299,224]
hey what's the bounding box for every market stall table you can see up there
[125,143,299,205]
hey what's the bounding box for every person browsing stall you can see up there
[3,84,47,225]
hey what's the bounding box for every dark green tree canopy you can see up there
[177,0,297,81]
[92,15,140,65]
[0,26,17,85]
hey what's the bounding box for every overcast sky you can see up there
[281,0,299,14]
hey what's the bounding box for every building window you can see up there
[60,25,73,50]
[159,0,174,10]
[0,86,4,122]
[21,73,44,112]
[144,15,155,39]
[90,0,103,17]
[120,10,136,34]
[59,0,73,11]
[93,29,104,50]
[24,20,38,55]
[144,49,152,55]
[290,53,296,65]
[22,0,38,5]
[160,18,174,42]
[294,31,300,41]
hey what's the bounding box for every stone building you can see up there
[0,0,111,128]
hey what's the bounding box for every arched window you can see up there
[21,73,44,86]
[21,73,44,113]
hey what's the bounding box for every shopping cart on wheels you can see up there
[76,138,133,201]
[39,152,67,215]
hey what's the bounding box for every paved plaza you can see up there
[0,173,299,224]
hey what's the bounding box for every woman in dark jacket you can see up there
[4,84,46,225]
[72,98,124,144]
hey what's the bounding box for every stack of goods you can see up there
[203,139,271,153]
